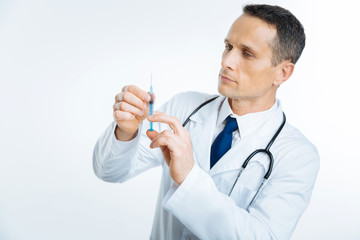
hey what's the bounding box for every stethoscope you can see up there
[182,96,286,207]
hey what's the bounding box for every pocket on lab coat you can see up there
[228,181,258,209]
[217,159,266,209]
[181,227,200,240]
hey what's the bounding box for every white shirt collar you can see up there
[217,98,279,139]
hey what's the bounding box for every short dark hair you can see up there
[243,4,305,66]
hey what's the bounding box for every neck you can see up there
[228,96,276,116]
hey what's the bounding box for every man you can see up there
[93,4,319,240]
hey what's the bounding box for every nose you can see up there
[221,49,238,71]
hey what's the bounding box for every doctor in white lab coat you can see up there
[93,4,319,240]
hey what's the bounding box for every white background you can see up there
[1,0,359,239]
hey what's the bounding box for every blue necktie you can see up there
[210,116,238,168]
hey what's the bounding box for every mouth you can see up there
[219,74,236,83]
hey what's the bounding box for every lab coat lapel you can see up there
[188,96,224,172]
[209,106,284,176]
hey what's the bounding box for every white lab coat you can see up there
[93,91,320,240]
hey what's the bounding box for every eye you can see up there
[225,43,233,52]
[242,51,254,58]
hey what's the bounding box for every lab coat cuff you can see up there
[162,164,202,211]
[110,121,142,157]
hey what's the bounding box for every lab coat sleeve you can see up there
[92,119,164,183]
[163,146,320,240]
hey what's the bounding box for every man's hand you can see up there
[113,85,152,141]
[146,112,194,185]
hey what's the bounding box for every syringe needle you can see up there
[149,73,154,131]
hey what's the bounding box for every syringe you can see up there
[149,73,154,131]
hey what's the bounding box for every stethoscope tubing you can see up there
[182,96,286,207]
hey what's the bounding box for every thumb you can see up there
[146,129,159,140]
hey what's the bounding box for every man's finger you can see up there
[146,129,159,141]
[113,101,145,117]
[113,110,135,121]
[122,85,151,102]
[115,91,146,109]
[148,112,183,135]
[149,130,176,149]
[147,129,172,149]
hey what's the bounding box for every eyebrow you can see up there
[224,38,257,55]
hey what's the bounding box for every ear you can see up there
[273,61,294,87]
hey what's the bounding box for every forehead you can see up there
[226,14,277,54]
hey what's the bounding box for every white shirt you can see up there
[93,91,320,240]
[213,97,278,147]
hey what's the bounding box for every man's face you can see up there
[218,14,279,101]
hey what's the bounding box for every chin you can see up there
[218,85,233,98]
[218,85,243,99]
